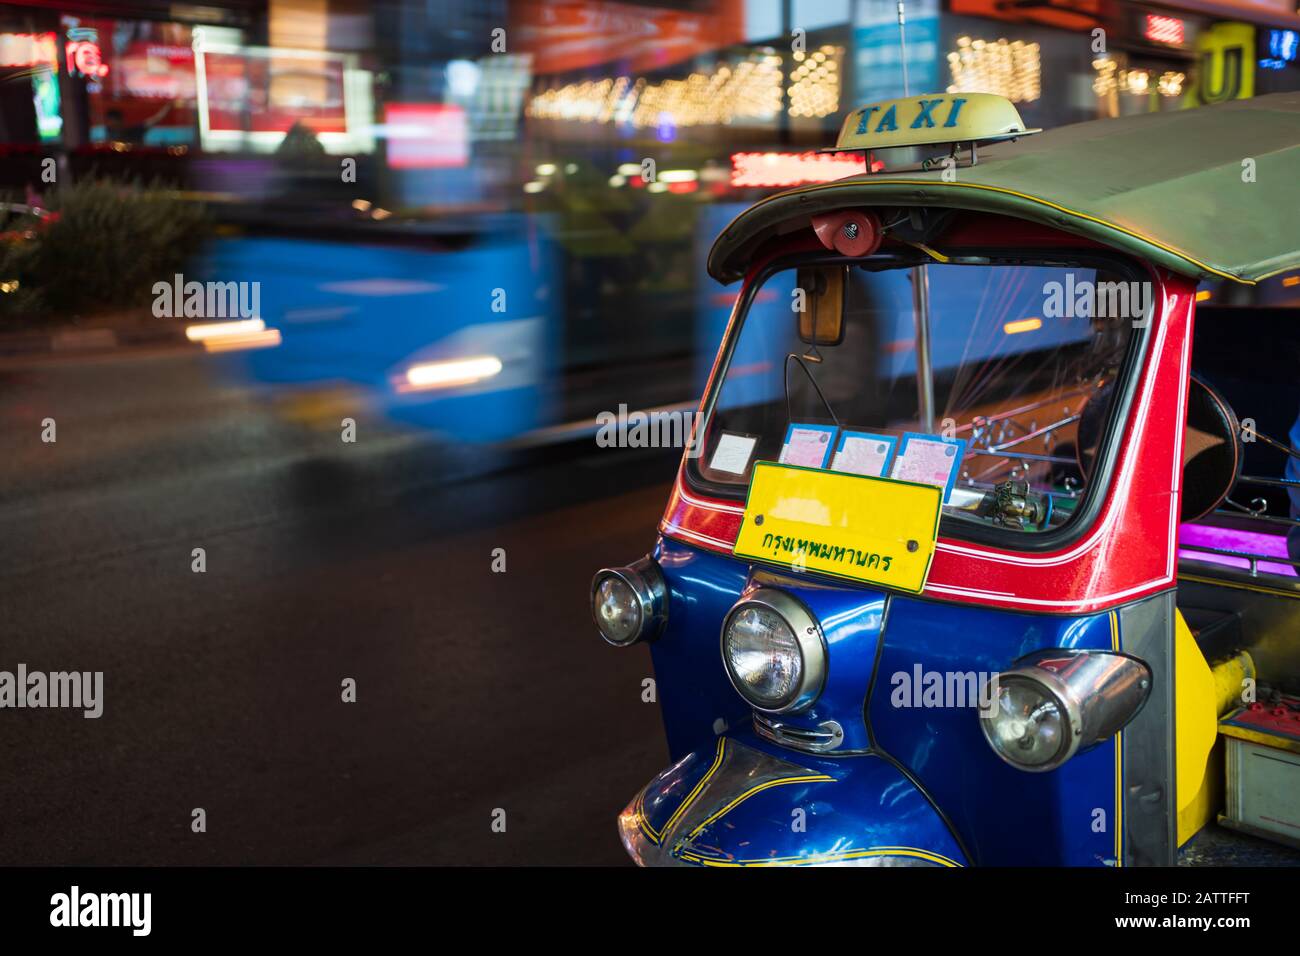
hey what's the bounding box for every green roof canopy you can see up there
[708,92,1300,285]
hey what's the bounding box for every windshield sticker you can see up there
[890,432,967,503]
[831,431,897,478]
[778,423,836,469]
[708,432,759,475]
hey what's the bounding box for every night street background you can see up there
[0,0,1296,881]
[0,346,673,864]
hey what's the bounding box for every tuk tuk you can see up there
[593,91,1300,866]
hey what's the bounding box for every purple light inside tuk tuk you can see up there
[1178,523,1297,577]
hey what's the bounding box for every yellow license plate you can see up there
[733,461,942,593]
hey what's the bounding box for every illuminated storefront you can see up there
[518,0,1298,186]
[193,35,373,154]
[946,0,1300,122]
[497,0,1300,390]
[0,2,261,151]
[63,14,203,146]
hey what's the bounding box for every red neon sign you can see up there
[67,39,109,77]
[384,103,469,169]
[731,151,873,189]
[1144,14,1185,46]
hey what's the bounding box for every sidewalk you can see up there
[0,311,194,358]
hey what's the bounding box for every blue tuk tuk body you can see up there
[627,539,1129,867]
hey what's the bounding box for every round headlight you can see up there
[721,589,825,714]
[979,649,1151,773]
[591,557,667,647]
[594,576,641,645]
[725,607,801,705]
[981,676,1071,770]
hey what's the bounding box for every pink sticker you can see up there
[779,427,833,468]
[891,437,960,496]
[831,436,892,477]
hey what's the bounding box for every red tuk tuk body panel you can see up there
[662,264,1197,616]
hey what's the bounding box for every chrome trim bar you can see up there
[754,713,845,753]
[1178,542,1300,577]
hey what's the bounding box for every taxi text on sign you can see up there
[733,462,942,594]
[834,92,1039,151]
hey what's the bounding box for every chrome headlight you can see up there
[591,556,667,647]
[721,589,826,714]
[980,649,1151,772]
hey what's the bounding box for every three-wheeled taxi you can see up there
[593,91,1300,866]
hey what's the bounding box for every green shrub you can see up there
[0,204,43,321]
[1,180,207,324]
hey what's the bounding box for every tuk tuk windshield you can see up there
[692,256,1143,537]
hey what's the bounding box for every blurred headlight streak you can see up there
[187,318,282,352]
[186,318,282,353]
[186,318,265,341]
[400,355,503,392]
[1002,317,1042,335]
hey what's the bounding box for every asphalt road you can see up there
[0,348,677,865]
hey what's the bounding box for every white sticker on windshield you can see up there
[709,432,758,475]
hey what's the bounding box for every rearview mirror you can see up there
[796,266,846,347]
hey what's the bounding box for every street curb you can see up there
[0,324,195,357]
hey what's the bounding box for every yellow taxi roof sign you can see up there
[835,92,1041,152]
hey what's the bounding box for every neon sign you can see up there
[1188,22,1255,105]
[66,39,108,78]
[0,32,58,68]
[731,152,872,189]
[1,29,110,79]
[1144,15,1185,46]
[1261,29,1298,69]
[384,103,468,169]
[1270,29,1298,61]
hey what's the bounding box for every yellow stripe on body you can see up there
[682,773,835,844]
[680,846,961,867]
[653,736,728,842]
